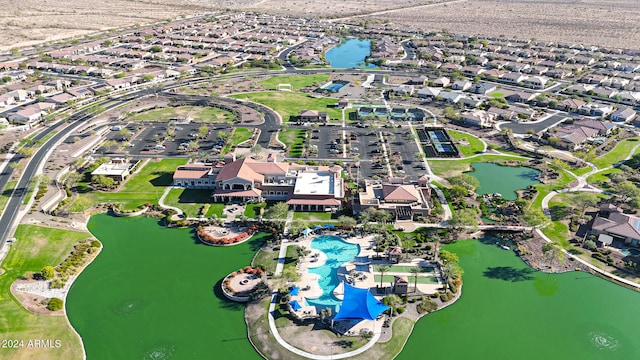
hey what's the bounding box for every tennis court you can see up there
[388,265,434,273]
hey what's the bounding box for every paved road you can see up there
[498,112,569,134]
[0,90,152,246]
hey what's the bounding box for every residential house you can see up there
[8,105,42,124]
[522,75,549,89]
[460,109,496,127]
[451,80,472,91]
[416,87,441,99]
[591,206,640,246]
[0,94,15,107]
[470,82,497,95]
[433,76,450,87]
[610,107,637,122]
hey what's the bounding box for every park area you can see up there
[0,225,90,360]
[70,158,187,212]
[258,74,330,90]
[447,130,485,157]
[229,92,341,122]
[131,106,236,124]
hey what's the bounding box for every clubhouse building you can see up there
[173,157,344,212]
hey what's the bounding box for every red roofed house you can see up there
[172,158,344,211]
[172,163,215,188]
[358,180,431,220]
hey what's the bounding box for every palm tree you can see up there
[376,265,390,289]
[410,266,421,292]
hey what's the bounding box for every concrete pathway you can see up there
[268,233,382,359]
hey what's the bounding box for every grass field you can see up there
[0,225,91,360]
[587,168,620,186]
[429,154,528,177]
[571,165,592,177]
[132,106,235,123]
[258,74,330,90]
[229,92,341,122]
[280,129,306,157]
[157,188,226,218]
[531,169,574,210]
[292,212,333,221]
[223,127,253,153]
[447,129,485,157]
[72,159,187,211]
[592,137,640,169]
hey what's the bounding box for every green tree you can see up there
[448,208,478,231]
[439,250,459,264]
[251,144,263,157]
[574,192,599,215]
[92,174,115,189]
[376,265,391,289]
[64,172,83,189]
[448,174,480,191]
[263,202,288,219]
[17,147,35,157]
[337,215,357,228]
[523,207,548,227]
[198,125,209,139]
[410,266,421,292]
[47,297,64,311]
[216,131,230,141]
[41,266,55,280]
[118,128,132,139]
[614,181,640,202]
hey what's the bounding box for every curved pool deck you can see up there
[269,233,384,359]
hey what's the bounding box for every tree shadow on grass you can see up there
[549,204,571,221]
[483,266,535,282]
[149,171,173,186]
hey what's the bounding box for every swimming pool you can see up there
[306,235,360,311]
[620,248,640,256]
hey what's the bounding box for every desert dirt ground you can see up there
[2,0,639,52]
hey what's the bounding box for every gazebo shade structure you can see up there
[289,286,300,296]
[311,225,323,231]
[289,300,302,311]
[334,283,390,321]
[301,228,312,235]
[323,224,335,229]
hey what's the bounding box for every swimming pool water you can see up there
[306,235,359,311]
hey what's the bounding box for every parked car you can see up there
[350,147,359,152]
[329,149,340,154]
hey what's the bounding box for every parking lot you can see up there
[99,122,235,158]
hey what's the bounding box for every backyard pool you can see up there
[306,235,360,311]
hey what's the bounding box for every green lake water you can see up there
[68,215,640,360]
[467,162,540,200]
[398,240,640,360]
[66,214,262,360]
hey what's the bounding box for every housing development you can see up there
[0,7,639,360]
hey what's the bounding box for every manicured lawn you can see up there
[292,212,333,221]
[229,92,341,122]
[132,106,236,123]
[447,129,485,157]
[571,165,592,177]
[280,129,306,157]
[587,168,620,186]
[531,169,574,210]
[490,92,504,98]
[350,317,414,360]
[0,225,90,360]
[429,155,528,177]
[244,202,265,218]
[252,247,279,275]
[73,159,188,211]
[223,127,253,153]
[540,221,571,249]
[592,137,640,169]
[258,74,330,90]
